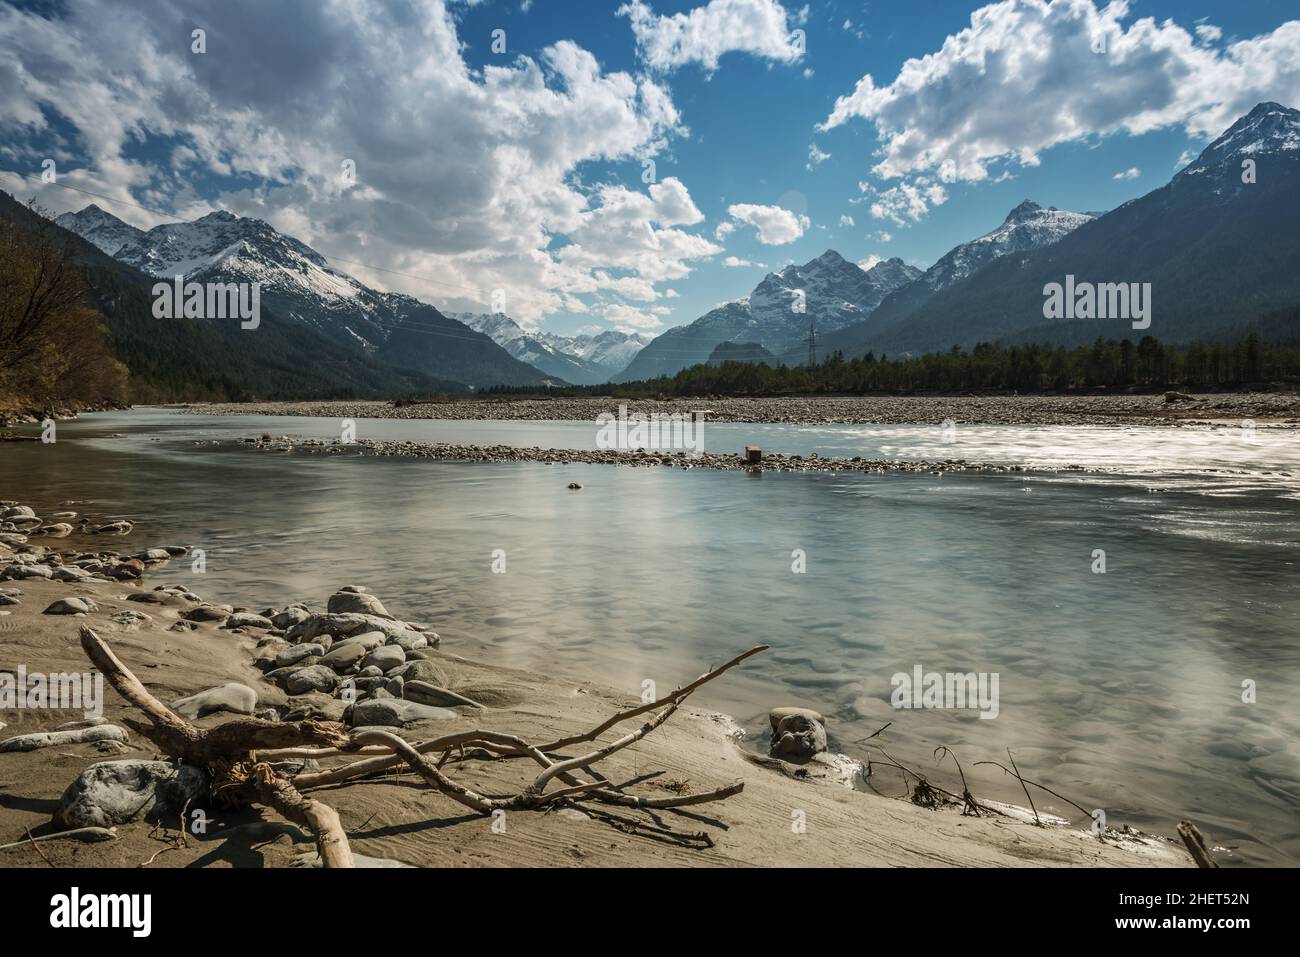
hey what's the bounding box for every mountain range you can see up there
[51,204,549,391]
[449,312,649,385]
[614,252,924,381]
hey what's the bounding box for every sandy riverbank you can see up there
[183,393,1300,427]
[0,500,1190,868]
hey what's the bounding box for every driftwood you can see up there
[1177,820,1219,868]
[78,626,765,867]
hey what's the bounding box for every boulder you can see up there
[320,642,368,670]
[326,589,393,619]
[271,606,311,629]
[361,645,406,673]
[54,760,207,829]
[183,605,230,623]
[767,707,825,734]
[284,665,339,695]
[398,659,449,687]
[348,699,456,727]
[43,597,99,615]
[274,644,326,668]
[172,683,258,720]
[770,713,827,759]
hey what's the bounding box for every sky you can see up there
[1,0,1298,339]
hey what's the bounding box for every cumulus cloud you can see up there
[0,0,717,327]
[1112,167,1141,180]
[619,0,804,72]
[857,254,883,270]
[838,214,854,227]
[722,255,764,267]
[723,203,810,244]
[863,179,948,226]
[821,0,1300,187]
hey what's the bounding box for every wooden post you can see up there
[745,445,762,464]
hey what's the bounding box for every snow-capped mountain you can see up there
[920,200,1095,291]
[614,253,921,381]
[839,101,1300,354]
[54,205,548,388]
[452,312,649,384]
[1174,101,1300,190]
[54,204,145,256]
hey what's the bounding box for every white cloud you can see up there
[1195,24,1223,45]
[0,0,715,328]
[839,214,854,227]
[619,0,804,72]
[821,0,1300,187]
[806,143,831,169]
[875,230,894,242]
[1175,148,1197,170]
[1112,167,1141,180]
[857,255,882,271]
[723,203,810,244]
[604,302,667,331]
[864,179,948,225]
[722,255,764,267]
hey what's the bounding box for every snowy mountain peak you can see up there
[1179,101,1300,180]
[922,200,1094,290]
[54,203,145,256]
[1003,199,1045,224]
[452,313,649,384]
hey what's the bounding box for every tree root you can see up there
[77,626,765,867]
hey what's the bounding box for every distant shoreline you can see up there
[182,393,1300,428]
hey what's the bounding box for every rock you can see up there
[172,683,258,720]
[348,699,456,727]
[2,505,35,519]
[3,563,52,580]
[43,597,99,615]
[359,666,383,678]
[224,611,273,630]
[168,621,197,633]
[0,594,18,606]
[403,681,484,709]
[135,548,172,562]
[106,559,144,580]
[386,631,428,653]
[326,589,393,619]
[333,630,385,652]
[398,659,449,686]
[384,676,404,696]
[274,644,326,668]
[93,520,135,535]
[54,760,207,829]
[270,606,311,629]
[361,645,406,672]
[50,566,94,581]
[286,613,434,647]
[770,713,827,759]
[568,482,583,489]
[109,610,151,627]
[320,642,368,670]
[768,707,825,734]
[284,665,340,695]
[36,523,74,538]
[0,725,128,753]
[183,605,230,623]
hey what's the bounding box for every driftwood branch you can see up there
[78,627,764,865]
[1177,820,1219,868]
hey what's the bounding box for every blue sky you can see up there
[1,0,1298,338]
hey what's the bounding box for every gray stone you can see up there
[0,725,128,753]
[224,611,273,630]
[284,665,339,695]
[270,606,311,629]
[403,681,484,709]
[326,589,393,619]
[361,645,406,672]
[43,597,98,615]
[386,631,428,653]
[183,605,229,623]
[768,707,825,734]
[770,713,828,759]
[349,698,456,727]
[398,659,450,687]
[172,683,258,720]
[54,760,207,829]
[274,643,326,668]
[320,642,367,670]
